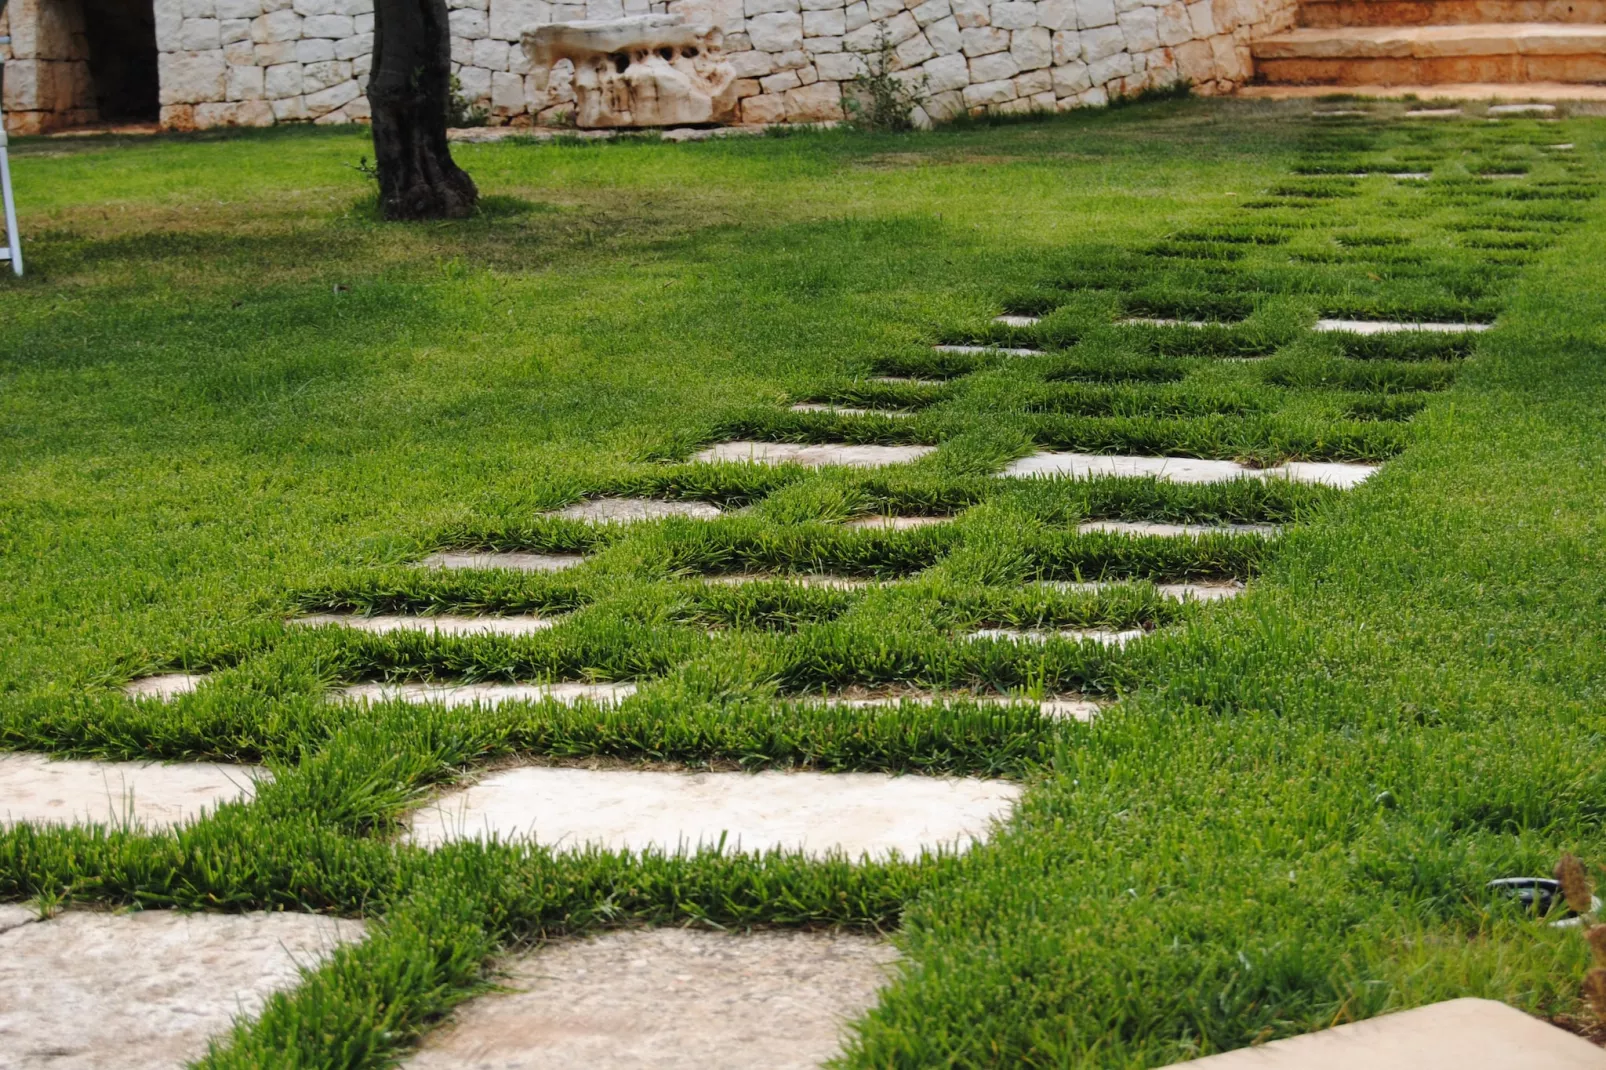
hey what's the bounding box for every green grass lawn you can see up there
[2,98,1605,1067]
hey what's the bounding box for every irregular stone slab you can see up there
[1313,108,1370,116]
[993,314,1041,327]
[869,376,946,385]
[1174,997,1606,1069]
[1545,143,1575,149]
[1049,579,1245,601]
[549,497,722,523]
[341,681,636,708]
[694,442,936,468]
[1487,103,1557,115]
[122,673,204,700]
[969,627,1147,646]
[1038,698,1105,721]
[0,903,39,934]
[1314,318,1491,333]
[0,909,365,1070]
[933,344,1042,356]
[843,514,953,530]
[0,754,265,831]
[405,766,1020,859]
[419,551,586,573]
[1003,451,1380,487]
[702,573,870,589]
[1078,519,1282,538]
[293,613,555,637]
[404,929,897,1070]
[1404,108,1463,118]
[805,690,1102,721]
[789,403,913,418]
[1120,316,1215,328]
[1481,172,1527,179]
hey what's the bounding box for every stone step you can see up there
[694,441,936,468]
[1252,24,1606,84]
[123,673,206,700]
[404,766,1020,859]
[1077,519,1282,538]
[1003,451,1380,488]
[418,550,586,572]
[0,753,265,830]
[403,930,894,1070]
[340,681,637,708]
[1,911,364,1070]
[1296,0,1606,27]
[549,497,722,523]
[294,613,557,637]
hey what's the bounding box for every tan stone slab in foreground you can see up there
[0,910,364,1070]
[694,441,936,468]
[405,929,896,1070]
[1003,451,1379,488]
[1176,998,1606,1069]
[293,613,556,637]
[405,766,1020,859]
[418,551,586,572]
[0,754,265,831]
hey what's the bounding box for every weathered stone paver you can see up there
[1404,108,1463,118]
[703,573,870,589]
[405,929,897,1070]
[419,551,585,572]
[933,344,1041,356]
[1078,519,1282,538]
[548,497,722,523]
[993,314,1041,327]
[789,403,913,418]
[1173,998,1606,1069]
[0,754,265,831]
[1003,451,1380,487]
[0,910,365,1070]
[1120,316,1216,328]
[694,441,936,468]
[1314,318,1490,334]
[294,613,555,637]
[405,766,1020,859]
[0,903,39,934]
[843,514,952,530]
[340,681,636,708]
[969,627,1148,646]
[806,691,1103,721]
[1487,103,1557,116]
[122,673,204,700]
[1050,579,1245,601]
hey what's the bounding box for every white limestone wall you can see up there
[152,0,1297,130]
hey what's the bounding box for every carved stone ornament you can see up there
[522,15,740,129]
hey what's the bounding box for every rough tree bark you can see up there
[368,0,478,220]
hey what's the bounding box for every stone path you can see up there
[0,754,264,830]
[1172,998,1606,1069]
[403,929,897,1070]
[0,910,364,1070]
[404,766,1020,859]
[1003,451,1380,488]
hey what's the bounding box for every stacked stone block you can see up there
[0,0,98,135]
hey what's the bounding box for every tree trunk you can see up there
[368,0,478,220]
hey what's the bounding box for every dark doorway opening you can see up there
[82,0,160,122]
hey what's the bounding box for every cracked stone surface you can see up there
[548,497,722,523]
[1078,519,1283,538]
[0,909,365,1070]
[405,766,1020,859]
[694,441,935,468]
[340,681,636,708]
[0,903,39,934]
[404,928,898,1070]
[294,613,555,637]
[418,551,586,572]
[1003,451,1379,488]
[969,627,1147,646]
[0,754,266,831]
[122,673,205,700]
[1177,998,1606,1069]
[1404,108,1463,118]
[1313,318,1490,334]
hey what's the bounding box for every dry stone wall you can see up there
[142,0,1294,130]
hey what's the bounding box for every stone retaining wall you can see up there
[5,0,1297,132]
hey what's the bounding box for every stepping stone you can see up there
[1002,451,1380,487]
[703,572,870,589]
[0,903,40,934]
[1120,316,1214,328]
[1389,172,1431,179]
[842,514,952,530]
[341,681,636,708]
[869,375,945,385]
[694,441,935,468]
[969,627,1147,646]
[1049,579,1245,601]
[933,344,1042,356]
[1172,997,1606,1069]
[1078,519,1282,538]
[1312,108,1369,116]
[805,690,1103,721]
[293,613,555,637]
[993,314,1041,327]
[122,673,204,700]
[1404,108,1462,119]
[1481,173,1527,179]
[1487,103,1557,116]
[0,910,364,1070]
[1544,143,1575,150]
[0,753,265,830]
[788,403,913,418]
[403,929,897,1070]
[548,497,721,523]
[404,766,1020,859]
[419,551,585,572]
[1314,318,1491,334]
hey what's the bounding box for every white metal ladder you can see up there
[0,27,22,277]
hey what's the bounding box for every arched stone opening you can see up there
[0,0,156,133]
